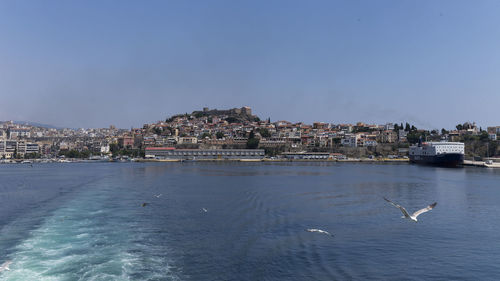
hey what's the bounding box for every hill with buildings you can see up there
[1,107,499,160]
[166,106,260,124]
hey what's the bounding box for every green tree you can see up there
[225,117,238,123]
[258,128,271,138]
[246,131,260,149]
[405,123,411,132]
[456,124,463,130]
[200,132,211,139]
[110,143,119,154]
[216,132,225,139]
[407,131,428,144]
[441,128,449,135]
[246,138,259,149]
[479,131,489,141]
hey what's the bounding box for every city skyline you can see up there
[1,1,500,129]
[0,106,490,132]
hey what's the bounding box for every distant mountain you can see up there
[4,121,62,129]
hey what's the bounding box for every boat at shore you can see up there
[409,141,464,167]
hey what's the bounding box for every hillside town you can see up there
[0,106,498,161]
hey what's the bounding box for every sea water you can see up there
[1,162,500,280]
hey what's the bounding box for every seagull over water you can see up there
[202,208,208,213]
[154,194,162,198]
[0,261,12,272]
[306,228,333,236]
[384,197,437,222]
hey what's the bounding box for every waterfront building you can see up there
[0,140,17,158]
[281,152,331,160]
[25,143,40,155]
[118,136,134,148]
[145,147,265,160]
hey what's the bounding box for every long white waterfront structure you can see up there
[145,147,265,160]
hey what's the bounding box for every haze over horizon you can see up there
[1,1,499,130]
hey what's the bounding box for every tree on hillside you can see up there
[225,117,238,123]
[216,132,225,139]
[407,131,428,144]
[456,124,463,130]
[479,131,489,141]
[246,131,260,149]
[258,128,271,138]
[441,128,449,135]
[200,133,211,139]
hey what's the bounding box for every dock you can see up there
[463,160,500,168]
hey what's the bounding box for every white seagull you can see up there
[384,197,437,222]
[0,260,12,272]
[154,194,162,198]
[202,208,208,213]
[306,228,333,236]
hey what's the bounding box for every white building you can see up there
[341,135,358,147]
[363,140,378,147]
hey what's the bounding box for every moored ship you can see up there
[409,141,464,167]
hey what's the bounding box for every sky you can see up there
[1,0,500,129]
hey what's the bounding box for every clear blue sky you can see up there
[1,0,499,129]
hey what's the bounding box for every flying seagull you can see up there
[306,228,333,236]
[202,208,208,213]
[0,261,12,272]
[154,194,162,198]
[384,197,437,222]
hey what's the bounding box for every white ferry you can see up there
[409,141,464,167]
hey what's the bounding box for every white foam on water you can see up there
[1,184,180,281]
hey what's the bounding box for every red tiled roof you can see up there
[145,147,175,150]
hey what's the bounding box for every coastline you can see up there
[5,158,500,168]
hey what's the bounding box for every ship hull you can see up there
[409,153,464,167]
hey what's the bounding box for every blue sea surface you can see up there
[1,162,500,280]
